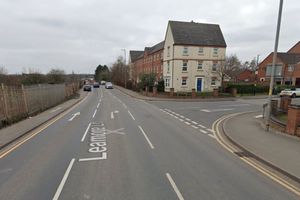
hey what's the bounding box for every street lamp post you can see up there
[121,49,127,88]
[266,0,283,131]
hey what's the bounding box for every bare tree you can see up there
[111,56,128,86]
[0,66,8,75]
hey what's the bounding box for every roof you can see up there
[287,41,300,53]
[168,20,227,47]
[129,51,144,62]
[277,53,300,64]
[144,41,165,54]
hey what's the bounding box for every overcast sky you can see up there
[0,0,299,74]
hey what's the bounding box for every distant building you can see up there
[129,50,144,83]
[257,41,300,86]
[235,69,255,83]
[162,20,227,92]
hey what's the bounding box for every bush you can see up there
[226,83,269,94]
[157,79,164,92]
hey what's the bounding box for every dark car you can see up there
[93,82,100,88]
[105,82,113,89]
[83,85,92,92]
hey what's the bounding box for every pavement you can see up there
[0,90,88,149]
[0,86,298,199]
[115,85,270,102]
[222,111,300,181]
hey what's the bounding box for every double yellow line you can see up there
[0,94,88,159]
[212,113,300,197]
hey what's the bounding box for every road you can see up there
[0,87,298,200]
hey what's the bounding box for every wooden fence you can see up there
[0,83,80,127]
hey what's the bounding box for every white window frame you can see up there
[212,63,217,72]
[213,48,218,56]
[181,78,187,86]
[182,47,189,56]
[211,77,216,86]
[182,60,188,72]
[288,65,294,72]
[165,78,170,87]
[197,61,203,70]
[167,46,170,57]
[167,61,170,73]
[198,47,204,54]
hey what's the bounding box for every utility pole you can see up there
[266,0,283,131]
[121,49,127,88]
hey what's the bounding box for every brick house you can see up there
[257,41,300,86]
[129,41,164,85]
[236,69,255,82]
[162,20,227,92]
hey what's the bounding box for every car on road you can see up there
[83,85,92,92]
[105,82,113,89]
[101,80,106,85]
[93,82,100,88]
[279,88,300,98]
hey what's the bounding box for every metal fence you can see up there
[0,83,80,127]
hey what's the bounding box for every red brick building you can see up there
[236,69,255,82]
[129,41,164,85]
[257,41,300,86]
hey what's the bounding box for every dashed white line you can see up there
[255,114,263,118]
[97,102,100,109]
[198,124,206,129]
[128,110,135,120]
[53,158,75,200]
[185,118,191,121]
[206,129,214,133]
[179,119,184,122]
[184,122,191,125]
[111,112,114,119]
[208,134,216,139]
[122,103,127,109]
[191,121,198,125]
[200,129,208,134]
[191,125,198,129]
[81,123,91,142]
[138,125,154,149]
[166,173,185,200]
[92,109,97,118]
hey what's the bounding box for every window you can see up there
[183,47,189,56]
[182,60,188,71]
[165,78,170,87]
[198,47,204,54]
[213,48,218,56]
[197,61,203,70]
[288,65,294,72]
[167,46,170,57]
[211,77,216,86]
[212,63,217,72]
[182,77,187,86]
[167,61,170,73]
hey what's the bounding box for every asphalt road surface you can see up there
[0,87,298,200]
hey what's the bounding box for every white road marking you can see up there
[184,122,191,125]
[191,125,198,129]
[201,108,234,113]
[191,121,198,125]
[174,116,179,119]
[220,104,250,107]
[111,112,114,119]
[128,110,135,120]
[138,125,154,149]
[92,109,97,118]
[97,103,100,109]
[166,173,185,200]
[68,112,80,121]
[122,103,127,109]
[78,156,107,162]
[179,119,184,122]
[200,129,208,134]
[198,124,206,129]
[81,123,91,142]
[255,114,263,118]
[185,118,191,121]
[50,107,62,113]
[206,129,214,133]
[53,158,75,200]
[208,134,216,139]
[200,109,211,113]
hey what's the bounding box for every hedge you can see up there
[226,84,269,94]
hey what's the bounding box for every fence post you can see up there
[1,83,9,120]
[21,84,29,115]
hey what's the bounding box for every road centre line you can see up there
[191,125,198,129]
[81,123,91,142]
[191,121,198,125]
[128,110,135,120]
[138,125,154,149]
[92,109,97,118]
[53,158,75,200]
[97,102,100,109]
[166,173,185,200]
[179,119,184,122]
[122,103,127,109]
[184,122,191,125]
[198,124,206,129]
[79,156,107,162]
[255,114,263,118]
[208,134,216,139]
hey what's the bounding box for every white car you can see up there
[105,82,113,89]
[279,88,300,98]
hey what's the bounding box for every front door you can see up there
[196,78,202,92]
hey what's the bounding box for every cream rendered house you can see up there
[163,21,227,92]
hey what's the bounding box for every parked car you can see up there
[83,85,92,92]
[279,88,300,98]
[105,82,113,89]
[101,81,106,85]
[93,82,100,88]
